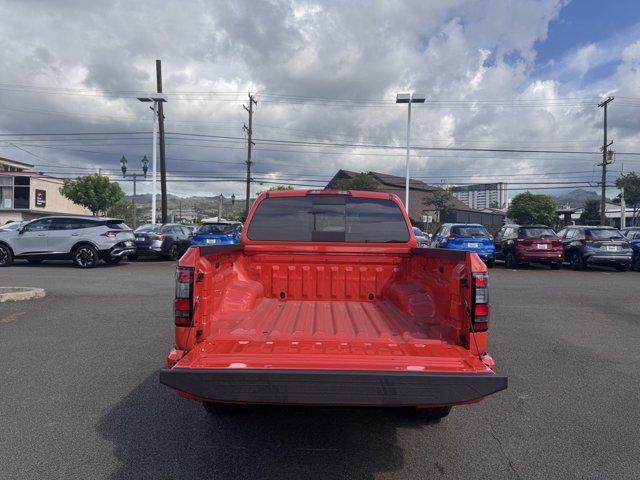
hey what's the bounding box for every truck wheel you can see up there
[615,263,630,272]
[73,245,99,268]
[569,251,585,271]
[550,262,562,270]
[0,244,13,267]
[413,406,452,422]
[202,401,244,415]
[505,251,518,269]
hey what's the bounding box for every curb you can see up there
[0,287,46,302]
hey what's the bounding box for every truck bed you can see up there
[214,297,451,343]
[162,213,507,407]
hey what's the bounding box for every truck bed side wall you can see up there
[177,245,486,353]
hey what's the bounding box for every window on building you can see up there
[12,176,30,209]
[0,177,12,209]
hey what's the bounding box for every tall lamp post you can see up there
[136,93,167,224]
[120,155,149,229]
[396,92,426,214]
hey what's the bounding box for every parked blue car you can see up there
[621,227,640,271]
[191,222,242,246]
[430,223,496,267]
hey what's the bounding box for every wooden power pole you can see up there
[156,59,168,223]
[597,96,614,226]
[243,93,257,219]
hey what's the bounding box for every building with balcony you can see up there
[0,157,91,224]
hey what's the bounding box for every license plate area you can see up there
[467,242,478,248]
[606,245,618,252]
[536,244,548,249]
[206,239,218,244]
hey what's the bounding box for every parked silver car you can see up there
[412,226,430,247]
[0,216,135,268]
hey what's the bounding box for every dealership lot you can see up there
[1,261,639,480]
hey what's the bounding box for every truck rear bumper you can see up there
[159,368,507,407]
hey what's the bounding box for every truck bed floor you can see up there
[212,298,451,344]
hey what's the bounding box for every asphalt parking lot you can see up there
[1,260,639,480]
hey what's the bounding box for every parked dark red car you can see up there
[494,224,563,269]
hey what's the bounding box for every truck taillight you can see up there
[175,267,194,327]
[472,272,489,332]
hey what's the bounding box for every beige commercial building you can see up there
[0,157,91,224]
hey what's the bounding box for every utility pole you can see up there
[243,93,257,218]
[598,96,614,226]
[156,59,168,224]
[620,161,626,229]
[218,194,223,220]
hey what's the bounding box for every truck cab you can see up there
[160,190,506,420]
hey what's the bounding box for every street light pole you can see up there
[120,155,149,229]
[405,99,412,211]
[396,92,426,215]
[137,93,167,225]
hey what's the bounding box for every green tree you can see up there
[332,172,380,191]
[579,198,601,225]
[423,188,455,218]
[507,192,557,226]
[59,174,124,216]
[106,201,134,226]
[616,171,640,226]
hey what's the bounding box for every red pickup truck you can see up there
[160,189,506,420]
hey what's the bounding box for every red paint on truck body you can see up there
[162,190,506,408]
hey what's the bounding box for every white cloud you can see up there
[0,0,638,201]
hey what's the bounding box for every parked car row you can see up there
[428,223,639,272]
[0,216,246,268]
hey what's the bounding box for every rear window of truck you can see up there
[248,196,410,242]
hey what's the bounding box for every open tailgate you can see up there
[160,341,507,407]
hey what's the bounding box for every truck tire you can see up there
[505,251,518,269]
[413,406,452,421]
[202,401,244,415]
[569,251,585,271]
[0,244,13,267]
[72,244,99,268]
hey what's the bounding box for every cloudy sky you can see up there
[1,0,639,201]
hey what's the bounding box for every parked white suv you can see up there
[0,216,135,268]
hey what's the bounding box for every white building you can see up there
[449,182,508,210]
[0,157,91,224]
